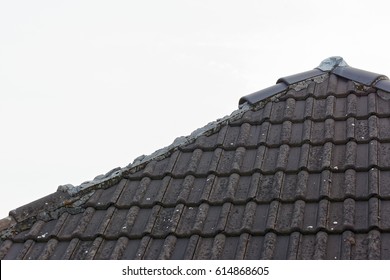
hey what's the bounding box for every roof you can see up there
[1,56,390,260]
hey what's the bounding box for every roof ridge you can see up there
[57,102,251,196]
[239,56,390,106]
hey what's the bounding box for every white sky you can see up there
[1,0,389,218]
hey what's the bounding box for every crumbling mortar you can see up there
[288,73,329,92]
[0,190,96,240]
[372,75,389,87]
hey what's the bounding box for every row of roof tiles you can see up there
[185,116,390,152]
[235,92,390,126]
[1,230,388,260]
[125,140,390,179]
[7,197,390,243]
[86,170,390,206]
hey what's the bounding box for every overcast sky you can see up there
[0,0,389,218]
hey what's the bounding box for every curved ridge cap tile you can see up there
[375,79,390,92]
[276,69,324,85]
[239,83,288,105]
[8,191,71,223]
[332,66,388,86]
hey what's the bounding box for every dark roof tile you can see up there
[244,235,265,259]
[54,212,82,240]
[84,237,104,260]
[245,203,267,234]
[379,142,390,168]
[122,207,153,238]
[312,99,327,120]
[239,83,287,105]
[277,69,324,85]
[151,204,183,238]
[258,122,270,144]
[36,238,59,260]
[298,233,317,259]
[279,174,298,201]
[216,235,242,259]
[301,119,312,143]
[215,150,236,175]
[333,66,387,86]
[82,207,115,239]
[195,149,221,176]
[379,170,390,198]
[378,117,390,141]
[333,120,348,143]
[88,179,127,209]
[326,73,339,95]
[303,97,315,119]
[225,205,245,234]
[109,236,130,259]
[375,79,390,92]
[347,94,358,117]
[133,236,151,260]
[6,240,32,260]
[231,176,252,203]
[266,123,282,146]
[261,101,273,121]
[333,96,347,119]
[242,124,262,148]
[184,176,212,204]
[289,123,304,146]
[192,236,213,259]
[23,241,47,260]
[116,237,141,259]
[176,206,198,236]
[130,177,153,204]
[209,174,239,204]
[376,93,390,117]
[260,232,278,259]
[94,239,116,260]
[0,240,13,259]
[261,147,279,173]
[310,121,326,144]
[143,178,170,206]
[142,237,165,259]
[313,76,330,99]
[115,180,139,208]
[223,126,241,148]
[160,236,185,260]
[381,200,390,229]
[103,208,128,239]
[269,100,288,123]
[291,99,306,121]
[276,144,290,171]
[280,121,292,144]
[160,177,184,205]
[202,203,231,236]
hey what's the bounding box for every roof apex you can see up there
[317,56,348,71]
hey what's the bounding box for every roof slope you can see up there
[1,57,390,260]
